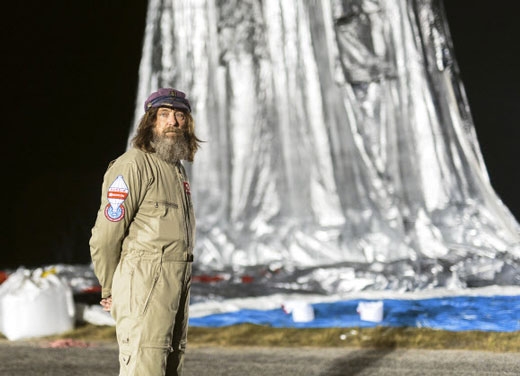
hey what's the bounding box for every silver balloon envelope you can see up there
[129,0,520,298]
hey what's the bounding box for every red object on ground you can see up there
[192,274,226,283]
[81,285,102,294]
[241,275,254,283]
[0,271,8,285]
[43,339,95,348]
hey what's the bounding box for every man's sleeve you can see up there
[89,158,145,298]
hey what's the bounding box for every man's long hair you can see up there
[131,107,202,162]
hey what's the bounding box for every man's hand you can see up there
[100,296,112,312]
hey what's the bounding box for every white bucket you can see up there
[357,301,384,322]
[282,301,315,323]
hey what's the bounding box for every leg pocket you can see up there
[111,259,135,319]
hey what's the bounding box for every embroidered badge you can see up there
[104,175,129,222]
[183,181,191,195]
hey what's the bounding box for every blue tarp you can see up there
[189,295,520,332]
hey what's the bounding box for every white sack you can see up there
[75,303,115,326]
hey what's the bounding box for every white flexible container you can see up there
[0,268,75,340]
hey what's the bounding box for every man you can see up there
[90,88,201,375]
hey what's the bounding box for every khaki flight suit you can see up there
[90,148,195,376]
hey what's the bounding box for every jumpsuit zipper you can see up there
[175,164,192,250]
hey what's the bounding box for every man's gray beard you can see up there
[152,134,190,164]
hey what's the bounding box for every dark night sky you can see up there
[3,1,519,268]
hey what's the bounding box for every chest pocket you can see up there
[141,200,179,218]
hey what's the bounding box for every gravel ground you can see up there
[0,340,519,375]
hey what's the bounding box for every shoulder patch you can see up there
[104,175,129,222]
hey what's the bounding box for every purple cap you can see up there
[144,88,191,113]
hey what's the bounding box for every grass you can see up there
[8,323,518,352]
